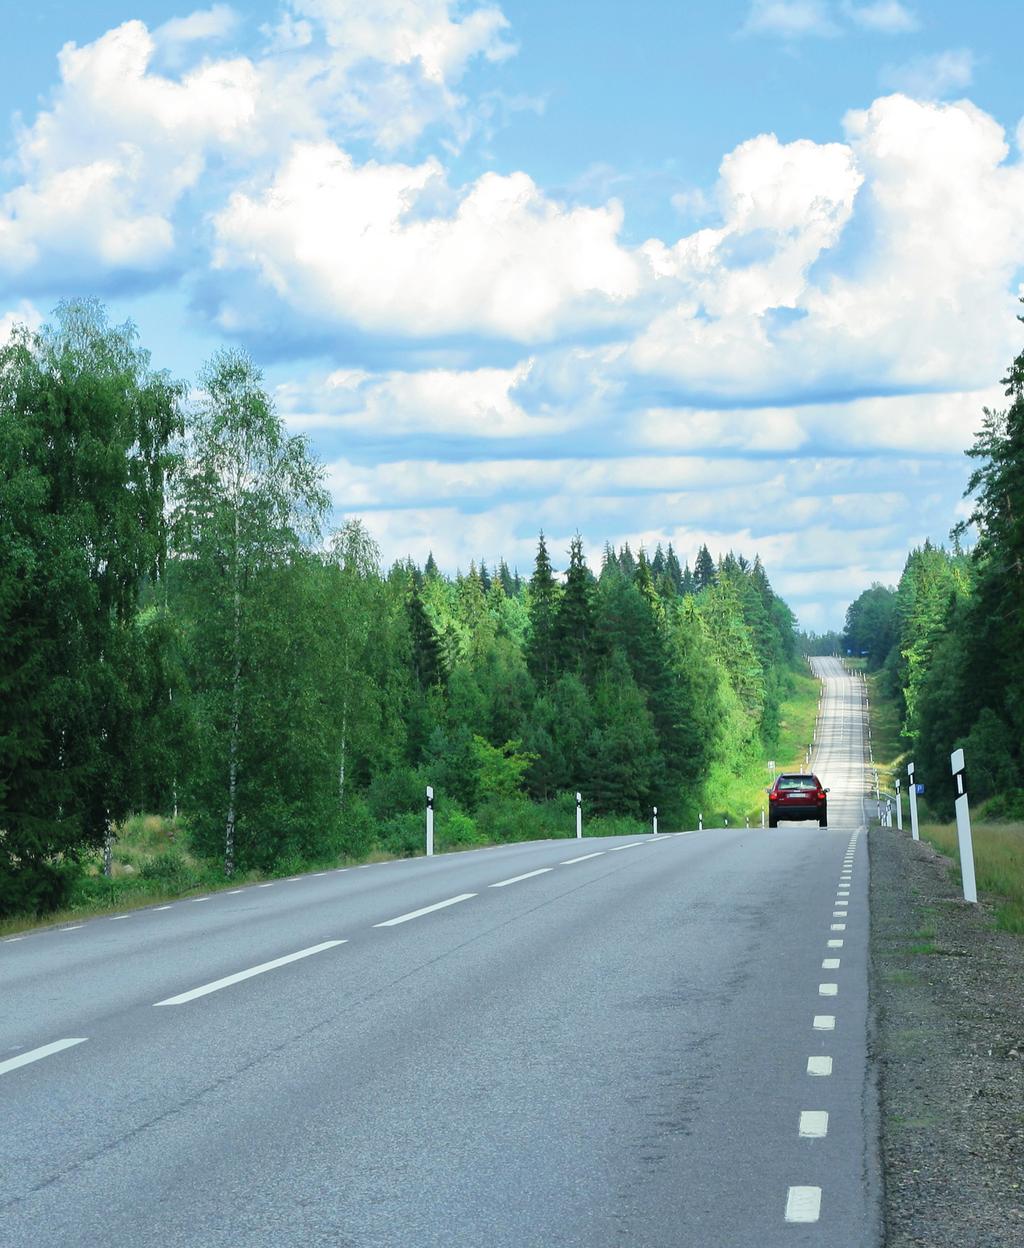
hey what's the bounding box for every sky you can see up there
[2,1,1023,630]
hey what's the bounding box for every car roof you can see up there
[776,773,820,782]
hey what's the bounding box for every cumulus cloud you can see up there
[627,97,1024,403]
[880,48,975,98]
[0,20,258,283]
[210,142,642,343]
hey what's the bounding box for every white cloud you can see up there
[276,360,575,438]
[155,5,240,47]
[842,1,917,33]
[743,1,839,38]
[211,142,642,342]
[638,388,997,455]
[288,0,515,83]
[0,300,43,342]
[881,48,975,98]
[0,20,258,280]
[627,97,1024,402]
[325,454,770,508]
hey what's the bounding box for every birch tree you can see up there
[172,350,328,875]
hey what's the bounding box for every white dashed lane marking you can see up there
[813,1015,836,1030]
[0,1038,88,1078]
[154,940,347,1006]
[374,894,477,928]
[489,868,553,889]
[807,1056,833,1076]
[785,1186,822,1223]
[799,1111,829,1138]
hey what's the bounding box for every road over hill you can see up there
[1,659,879,1247]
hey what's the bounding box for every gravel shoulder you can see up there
[870,825,1024,1246]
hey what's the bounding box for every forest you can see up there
[1,301,801,917]
[842,312,1024,812]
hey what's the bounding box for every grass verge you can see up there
[917,821,1024,934]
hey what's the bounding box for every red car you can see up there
[768,773,829,827]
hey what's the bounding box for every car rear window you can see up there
[778,776,818,790]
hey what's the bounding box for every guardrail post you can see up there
[907,762,920,842]
[950,748,978,904]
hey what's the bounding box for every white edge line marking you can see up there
[155,905,173,911]
[154,941,346,1006]
[227,889,244,895]
[3,937,27,942]
[813,1015,836,1030]
[489,868,553,888]
[62,925,84,932]
[785,1186,821,1223]
[374,894,476,928]
[257,883,274,888]
[561,851,605,864]
[799,1110,829,1138]
[608,842,644,852]
[0,1038,88,1077]
[193,897,211,903]
[109,915,129,921]
[807,1056,833,1076]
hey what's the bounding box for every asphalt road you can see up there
[1,660,880,1247]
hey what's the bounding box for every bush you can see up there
[336,795,376,860]
[377,811,427,857]
[587,814,648,840]
[475,795,558,843]
[437,805,482,849]
[0,859,78,917]
[977,790,1024,822]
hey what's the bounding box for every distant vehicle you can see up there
[768,773,829,828]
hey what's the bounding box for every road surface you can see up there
[1,658,879,1247]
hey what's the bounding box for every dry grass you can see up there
[918,820,1024,934]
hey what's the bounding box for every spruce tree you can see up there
[554,535,596,678]
[694,544,716,591]
[526,532,560,686]
[665,543,683,593]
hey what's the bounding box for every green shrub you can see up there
[377,811,427,857]
[437,806,482,849]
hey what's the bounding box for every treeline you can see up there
[1,301,798,915]
[842,312,1024,810]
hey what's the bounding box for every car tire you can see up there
[820,813,828,827]
[768,816,778,828]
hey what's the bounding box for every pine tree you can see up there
[651,543,666,578]
[424,551,440,580]
[619,542,637,578]
[680,562,695,596]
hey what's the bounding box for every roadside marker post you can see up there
[907,763,920,842]
[426,786,435,857]
[895,777,903,831]
[950,748,978,904]
[576,792,582,840]
[698,812,703,831]
[652,806,658,836]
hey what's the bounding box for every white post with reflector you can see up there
[950,748,978,904]
[652,806,658,836]
[426,786,434,857]
[576,792,582,840]
[895,777,903,831]
[907,763,920,842]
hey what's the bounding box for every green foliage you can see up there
[1,298,804,917]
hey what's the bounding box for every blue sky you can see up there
[3,0,1023,628]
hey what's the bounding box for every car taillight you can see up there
[817,791,826,800]
[769,791,778,800]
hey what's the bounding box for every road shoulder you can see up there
[869,825,1024,1246]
